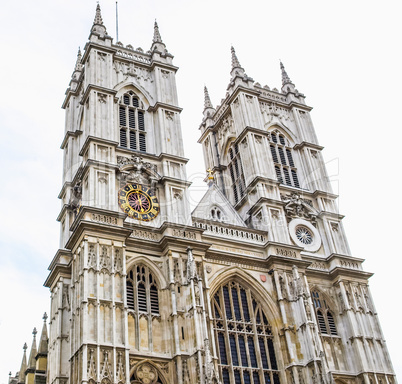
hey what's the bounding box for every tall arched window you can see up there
[119,91,146,152]
[270,132,300,188]
[228,144,246,204]
[126,265,159,315]
[212,281,281,384]
[311,290,337,336]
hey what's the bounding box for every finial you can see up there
[207,168,214,181]
[204,86,213,109]
[32,327,37,337]
[43,312,48,322]
[75,47,83,71]
[153,20,163,43]
[23,343,27,351]
[231,46,242,70]
[94,3,104,25]
[280,60,292,86]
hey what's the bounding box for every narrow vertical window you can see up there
[270,130,300,188]
[228,144,246,204]
[119,92,147,152]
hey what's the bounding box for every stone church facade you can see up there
[10,5,397,384]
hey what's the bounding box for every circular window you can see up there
[295,226,313,245]
[289,219,321,252]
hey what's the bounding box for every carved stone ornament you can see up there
[134,363,158,384]
[117,155,160,188]
[69,179,82,210]
[281,192,318,223]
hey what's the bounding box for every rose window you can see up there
[295,226,313,245]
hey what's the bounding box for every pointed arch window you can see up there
[126,265,159,315]
[311,290,337,336]
[212,281,281,384]
[119,92,146,152]
[270,132,300,188]
[228,144,246,204]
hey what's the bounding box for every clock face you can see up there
[118,183,160,221]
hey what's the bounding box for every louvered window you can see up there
[119,92,147,152]
[126,281,135,310]
[317,310,328,333]
[120,128,127,148]
[228,144,246,204]
[327,312,337,335]
[126,265,159,315]
[213,281,281,384]
[311,290,338,336]
[270,132,300,188]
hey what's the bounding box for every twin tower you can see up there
[11,5,396,384]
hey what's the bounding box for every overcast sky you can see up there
[0,0,401,382]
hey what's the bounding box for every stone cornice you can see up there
[147,102,182,113]
[78,135,119,156]
[56,204,70,222]
[159,175,191,187]
[149,60,179,73]
[81,85,117,106]
[44,250,73,289]
[234,126,270,146]
[60,129,83,150]
[115,148,189,165]
[82,42,116,63]
[66,207,131,251]
[225,85,261,105]
[293,141,324,151]
[312,190,339,200]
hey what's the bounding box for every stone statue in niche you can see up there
[304,297,312,320]
[279,275,287,300]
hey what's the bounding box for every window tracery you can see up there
[213,281,281,384]
[119,91,146,152]
[311,290,337,336]
[270,132,300,188]
[126,265,159,315]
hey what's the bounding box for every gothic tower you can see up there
[45,5,204,384]
[43,5,396,384]
[194,47,397,383]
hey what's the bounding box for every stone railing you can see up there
[193,221,266,244]
[115,50,151,64]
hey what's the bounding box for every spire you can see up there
[279,61,296,94]
[204,86,213,109]
[38,313,48,354]
[153,20,163,43]
[150,20,169,60]
[90,3,108,37]
[27,328,37,370]
[74,47,83,72]
[17,343,28,383]
[280,61,293,86]
[203,86,215,122]
[93,3,104,26]
[228,46,253,88]
[231,46,243,70]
